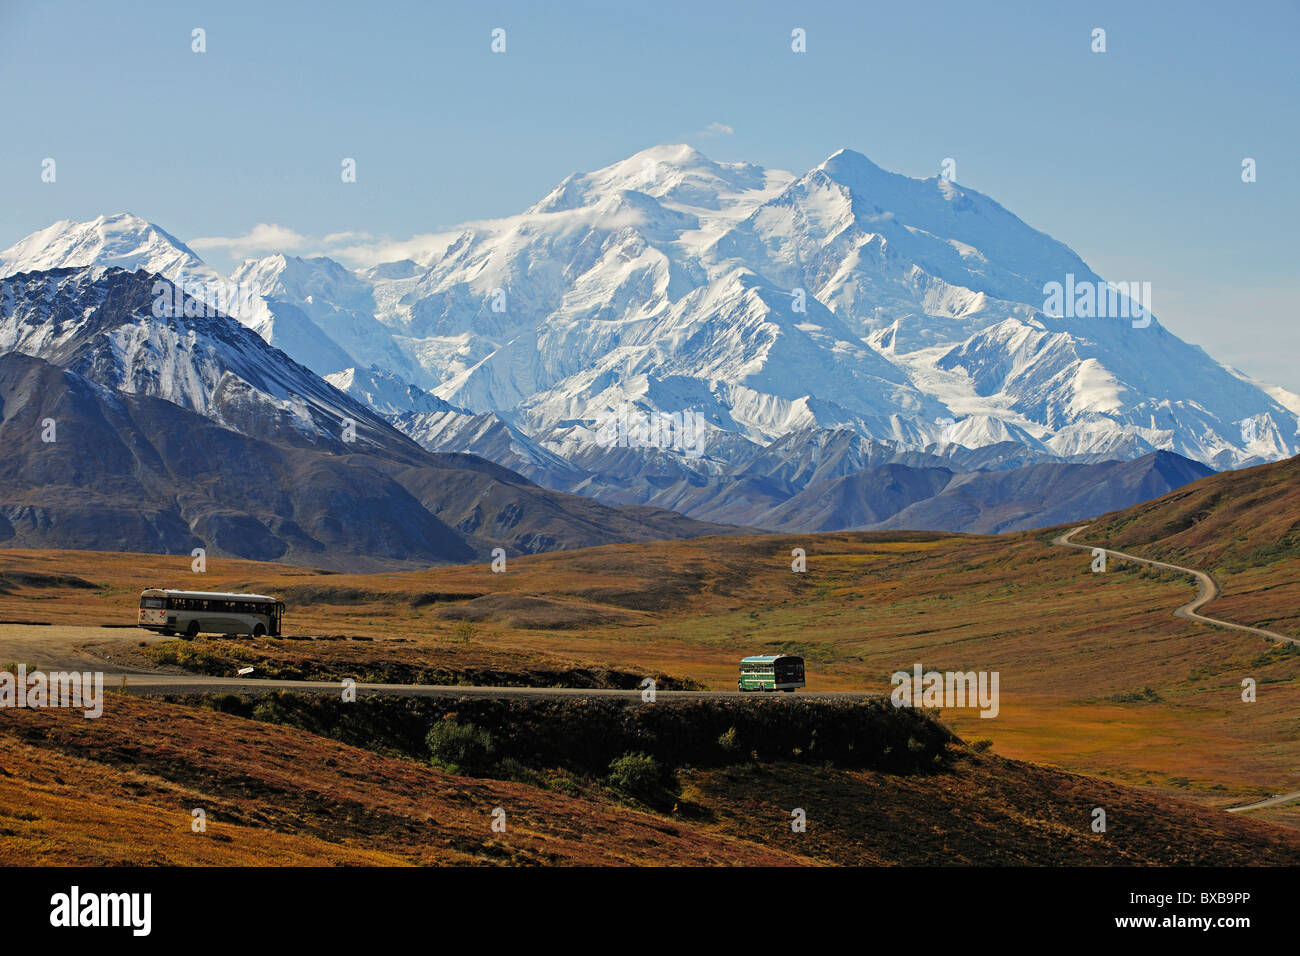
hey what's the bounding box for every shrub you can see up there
[1108,686,1162,704]
[607,751,676,807]
[207,694,245,714]
[493,757,539,785]
[425,718,494,774]
[252,697,287,723]
[451,620,476,643]
[717,726,744,757]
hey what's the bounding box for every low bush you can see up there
[425,718,495,774]
[607,752,676,808]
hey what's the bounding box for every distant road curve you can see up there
[1225,791,1300,813]
[1054,525,1299,648]
[1055,525,1300,813]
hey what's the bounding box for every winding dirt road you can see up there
[1054,526,1298,647]
[1054,525,1300,813]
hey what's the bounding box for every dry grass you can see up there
[0,517,1295,818]
[1078,452,1300,637]
[3,693,1297,866]
[0,695,802,866]
[681,755,1300,866]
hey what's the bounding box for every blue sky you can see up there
[2,0,1297,391]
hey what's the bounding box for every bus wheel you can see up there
[252,624,266,638]
[185,621,200,640]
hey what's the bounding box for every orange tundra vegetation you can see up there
[0,456,1297,856]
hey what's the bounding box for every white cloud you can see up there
[187,201,652,275]
[699,121,735,137]
[190,223,311,257]
[329,231,463,268]
[189,224,458,270]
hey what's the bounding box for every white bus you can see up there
[138,589,285,638]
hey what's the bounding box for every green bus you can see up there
[737,654,805,692]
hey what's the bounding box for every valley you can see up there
[1,126,1296,873]
[2,456,1296,835]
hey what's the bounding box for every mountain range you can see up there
[0,268,730,568]
[2,144,1293,558]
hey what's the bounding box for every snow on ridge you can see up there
[3,144,1297,471]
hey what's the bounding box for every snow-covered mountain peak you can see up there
[817,146,890,178]
[0,212,213,282]
[2,144,1295,472]
[527,144,792,232]
[232,252,361,299]
[0,266,391,449]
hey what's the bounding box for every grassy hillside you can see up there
[2,525,1297,819]
[1077,453,1300,638]
[3,692,1297,866]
